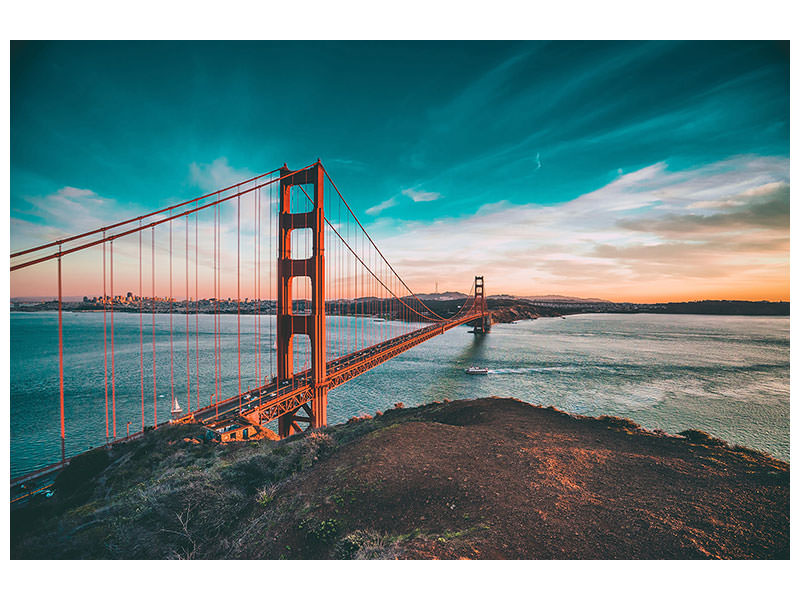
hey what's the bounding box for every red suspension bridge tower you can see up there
[472,275,491,334]
[277,162,328,436]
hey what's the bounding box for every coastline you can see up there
[11,297,789,320]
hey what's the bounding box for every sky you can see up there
[10,41,789,302]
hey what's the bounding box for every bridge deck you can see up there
[182,310,486,427]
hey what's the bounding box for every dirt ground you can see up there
[268,398,789,559]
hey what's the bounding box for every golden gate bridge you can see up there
[10,161,490,488]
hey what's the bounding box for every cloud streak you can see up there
[402,189,441,203]
[369,155,789,301]
[366,197,397,216]
[189,157,256,192]
[11,186,122,250]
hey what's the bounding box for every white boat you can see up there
[170,396,182,417]
[464,366,489,375]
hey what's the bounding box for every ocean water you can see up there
[9,312,789,477]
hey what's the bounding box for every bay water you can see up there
[10,312,789,478]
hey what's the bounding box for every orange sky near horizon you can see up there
[10,257,789,304]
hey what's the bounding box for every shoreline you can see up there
[10,308,790,319]
[11,296,789,319]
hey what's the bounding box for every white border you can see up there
[2,0,795,593]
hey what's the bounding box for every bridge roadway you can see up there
[181,309,487,428]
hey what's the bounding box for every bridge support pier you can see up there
[276,162,328,437]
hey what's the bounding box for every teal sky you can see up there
[10,41,790,301]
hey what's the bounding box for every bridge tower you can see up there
[277,162,327,437]
[472,275,491,334]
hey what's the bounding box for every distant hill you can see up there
[521,295,613,303]
[11,296,84,303]
[408,291,469,301]
[485,294,612,304]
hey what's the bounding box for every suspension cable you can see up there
[294,181,449,323]
[322,166,452,320]
[10,167,284,259]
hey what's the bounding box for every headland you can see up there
[11,397,788,559]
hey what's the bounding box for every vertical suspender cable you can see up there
[212,201,217,408]
[169,214,174,413]
[139,223,144,431]
[152,227,157,427]
[195,201,200,409]
[255,186,260,389]
[237,189,241,409]
[270,180,273,385]
[218,201,221,408]
[353,216,356,352]
[102,234,108,441]
[217,199,224,411]
[333,218,336,358]
[357,225,361,349]
[305,196,309,372]
[347,208,350,354]
[369,246,372,344]
[110,240,116,439]
[58,248,65,463]
[186,214,190,412]
[218,200,222,409]
[214,201,219,416]
[359,229,369,349]
[213,201,217,410]
[360,231,364,349]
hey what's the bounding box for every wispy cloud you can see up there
[12,187,120,248]
[366,197,397,216]
[620,184,788,235]
[326,157,368,171]
[189,157,256,192]
[402,188,441,203]
[427,47,536,135]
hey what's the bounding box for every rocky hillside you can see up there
[487,298,552,323]
[11,398,788,559]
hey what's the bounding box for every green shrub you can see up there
[298,517,340,547]
[334,529,399,559]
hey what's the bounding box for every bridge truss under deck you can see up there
[179,308,487,431]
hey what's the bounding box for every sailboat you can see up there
[170,396,182,419]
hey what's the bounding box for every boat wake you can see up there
[488,366,583,375]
